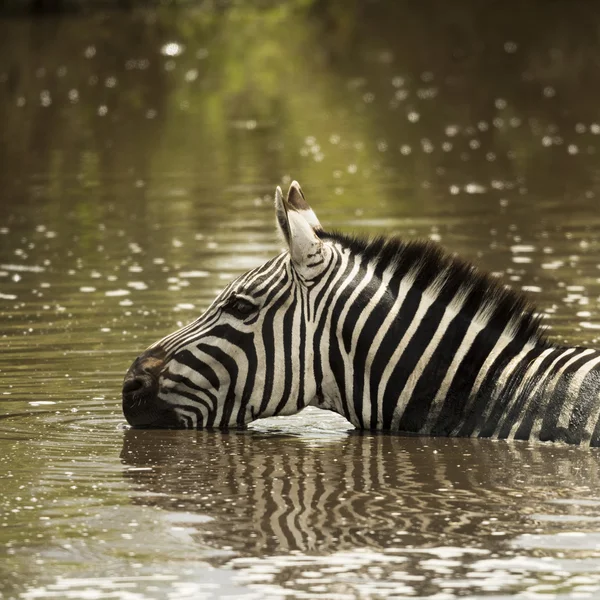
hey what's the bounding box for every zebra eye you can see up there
[226,296,257,318]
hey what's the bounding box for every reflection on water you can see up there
[2,1,600,598]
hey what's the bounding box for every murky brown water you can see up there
[2,2,600,598]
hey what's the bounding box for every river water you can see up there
[2,2,600,599]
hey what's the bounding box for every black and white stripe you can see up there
[125,181,600,446]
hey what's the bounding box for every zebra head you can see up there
[122,181,333,429]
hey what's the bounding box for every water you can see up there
[2,2,600,598]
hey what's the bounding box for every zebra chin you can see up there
[124,405,188,429]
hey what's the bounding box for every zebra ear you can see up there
[275,185,327,275]
[286,181,322,231]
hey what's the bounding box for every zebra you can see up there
[122,181,600,446]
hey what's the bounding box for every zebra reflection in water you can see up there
[121,427,600,559]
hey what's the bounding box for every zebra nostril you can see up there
[123,377,146,397]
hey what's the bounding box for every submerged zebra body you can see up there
[123,181,600,446]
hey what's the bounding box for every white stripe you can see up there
[507,347,575,441]
[319,252,363,424]
[375,271,447,428]
[363,271,417,427]
[392,287,470,429]
[471,342,536,437]
[450,318,525,437]
[581,390,600,447]
[529,348,596,439]
[491,347,555,439]
[420,301,494,434]
[555,353,600,430]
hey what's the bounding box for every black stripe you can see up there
[382,296,446,429]
[538,351,600,442]
[496,348,563,440]
[376,282,422,429]
[174,349,220,391]
[431,317,507,435]
[511,348,574,441]
[457,336,532,437]
[196,334,243,428]
[564,364,600,444]
[399,295,478,433]
[258,287,293,416]
[478,346,542,437]
[274,292,297,415]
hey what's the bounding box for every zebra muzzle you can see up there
[122,348,166,427]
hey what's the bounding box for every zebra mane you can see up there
[321,230,548,346]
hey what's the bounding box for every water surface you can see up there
[2,2,600,598]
